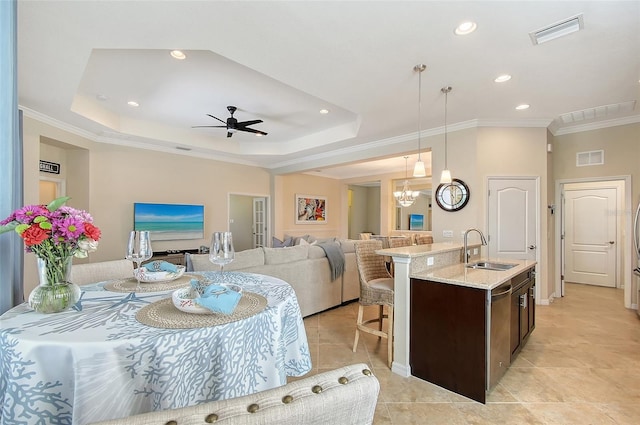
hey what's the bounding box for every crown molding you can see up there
[550,115,640,136]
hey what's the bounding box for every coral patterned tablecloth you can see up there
[0,272,311,425]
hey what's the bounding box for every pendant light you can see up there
[413,64,427,177]
[394,156,421,207]
[440,86,453,184]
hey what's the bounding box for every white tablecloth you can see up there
[0,272,311,425]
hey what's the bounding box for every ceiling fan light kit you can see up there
[192,105,267,138]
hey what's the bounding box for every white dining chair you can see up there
[70,259,133,285]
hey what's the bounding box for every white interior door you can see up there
[253,197,266,248]
[487,178,538,262]
[564,186,617,287]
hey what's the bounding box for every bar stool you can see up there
[352,240,394,368]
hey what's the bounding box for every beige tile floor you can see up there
[299,283,640,424]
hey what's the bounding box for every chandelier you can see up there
[394,157,420,207]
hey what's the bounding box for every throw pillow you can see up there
[272,236,293,248]
[263,245,309,264]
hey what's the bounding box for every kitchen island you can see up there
[378,243,536,403]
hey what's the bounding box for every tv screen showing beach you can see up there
[133,203,204,241]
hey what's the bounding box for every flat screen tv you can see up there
[133,203,204,241]
[409,214,424,231]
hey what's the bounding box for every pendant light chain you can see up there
[413,64,427,177]
[417,66,423,161]
[444,88,448,169]
[440,86,453,184]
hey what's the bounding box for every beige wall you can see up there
[552,123,640,202]
[275,173,343,239]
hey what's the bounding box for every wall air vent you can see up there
[530,14,584,45]
[576,150,604,167]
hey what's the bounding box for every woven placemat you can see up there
[104,275,193,293]
[135,291,268,329]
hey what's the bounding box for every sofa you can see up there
[187,239,360,317]
[88,363,379,425]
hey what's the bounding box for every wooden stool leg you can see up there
[353,304,364,352]
[378,305,384,332]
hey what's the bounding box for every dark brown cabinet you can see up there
[410,265,536,404]
[510,269,536,361]
[410,278,487,403]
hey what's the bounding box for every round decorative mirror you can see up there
[435,178,470,211]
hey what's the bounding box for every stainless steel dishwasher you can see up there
[487,281,512,389]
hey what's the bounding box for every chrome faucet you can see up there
[463,228,487,264]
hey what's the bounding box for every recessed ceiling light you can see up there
[319,109,330,114]
[127,101,139,107]
[494,74,512,83]
[455,21,477,35]
[170,50,186,60]
[515,104,530,110]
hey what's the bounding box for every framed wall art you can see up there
[295,194,327,224]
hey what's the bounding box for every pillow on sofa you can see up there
[263,245,309,265]
[272,236,293,248]
[225,247,265,271]
[297,238,317,246]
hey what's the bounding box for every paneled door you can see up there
[563,185,618,287]
[253,197,266,248]
[487,178,538,262]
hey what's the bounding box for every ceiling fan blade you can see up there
[207,114,227,125]
[236,119,263,128]
[192,125,228,128]
[238,127,268,136]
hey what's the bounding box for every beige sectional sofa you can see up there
[187,239,359,317]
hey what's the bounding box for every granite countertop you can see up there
[376,242,468,258]
[411,258,537,290]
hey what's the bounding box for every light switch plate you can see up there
[443,230,454,238]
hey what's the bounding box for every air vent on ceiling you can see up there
[559,100,636,124]
[530,14,584,45]
[576,150,604,167]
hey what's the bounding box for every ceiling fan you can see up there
[193,106,267,138]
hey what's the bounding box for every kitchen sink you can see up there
[466,261,517,271]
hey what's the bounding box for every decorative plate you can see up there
[136,265,186,283]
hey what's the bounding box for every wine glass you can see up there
[126,231,153,289]
[209,232,235,281]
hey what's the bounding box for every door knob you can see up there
[528,245,536,250]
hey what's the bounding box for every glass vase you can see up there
[29,256,81,313]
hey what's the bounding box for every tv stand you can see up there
[147,249,200,267]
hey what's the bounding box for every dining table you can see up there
[0,271,311,425]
